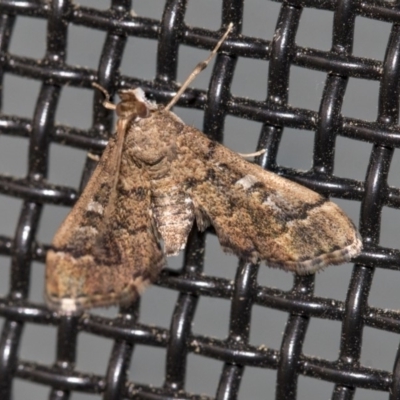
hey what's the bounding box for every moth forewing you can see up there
[46,128,123,311]
[46,121,165,312]
[46,23,362,312]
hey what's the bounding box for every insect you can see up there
[45,24,362,312]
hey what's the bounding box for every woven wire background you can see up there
[0,0,399,399]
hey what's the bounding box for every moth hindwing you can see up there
[46,24,362,312]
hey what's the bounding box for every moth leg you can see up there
[92,82,117,110]
[87,152,100,161]
[238,149,266,158]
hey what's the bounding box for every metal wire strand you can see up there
[0,0,399,399]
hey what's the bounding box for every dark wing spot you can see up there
[83,210,103,223]
[204,141,217,160]
[127,225,148,236]
[93,232,122,265]
[119,186,147,201]
[205,168,216,181]
[249,181,265,192]
[184,177,199,189]
[262,195,328,223]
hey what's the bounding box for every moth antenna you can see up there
[165,22,233,111]
[238,149,266,158]
[92,82,117,110]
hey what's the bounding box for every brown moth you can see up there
[45,24,362,312]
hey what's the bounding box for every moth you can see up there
[46,24,362,312]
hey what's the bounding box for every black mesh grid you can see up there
[0,0,398,399]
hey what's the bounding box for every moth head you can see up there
[116,88,157,120]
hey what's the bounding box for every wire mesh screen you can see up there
[0,0,399,399]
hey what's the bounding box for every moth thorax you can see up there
[146,156,171,179]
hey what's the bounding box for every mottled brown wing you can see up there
[46,130,165,312]
[176,127,362,274]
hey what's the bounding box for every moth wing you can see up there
[46,130,165,312]
[179,128,362,274]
